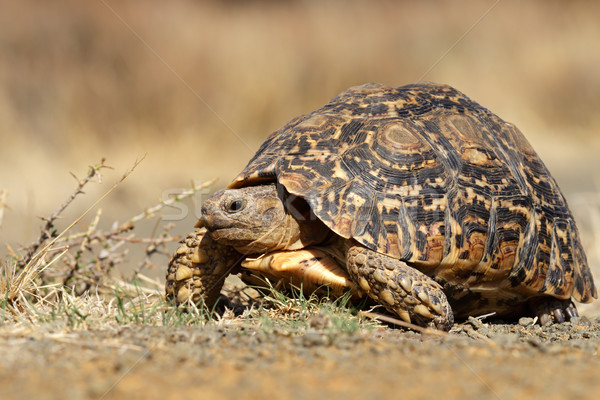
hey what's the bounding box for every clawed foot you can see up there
[346,244,454,331]
[529,298,579,325]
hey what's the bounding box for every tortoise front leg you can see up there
[166,228,243,309]
[346,244,454,331]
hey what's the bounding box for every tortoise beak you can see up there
[194,219,204,228]
[199,194,235,232]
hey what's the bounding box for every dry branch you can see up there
[17,159,112,270]
[2,157,217,314]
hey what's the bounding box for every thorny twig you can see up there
[18,161,216,298]
[17,158,112,270]
[2,155,219,313]
[23,155,145,278]
[128,177,217,224]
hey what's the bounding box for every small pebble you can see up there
[301,332,329,347]
[519,317,535,327]
[467,316,484,330]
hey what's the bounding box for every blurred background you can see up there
[0,0,599,309]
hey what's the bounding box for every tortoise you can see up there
[165,82,597,330]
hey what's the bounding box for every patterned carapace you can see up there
[229,82,597,311]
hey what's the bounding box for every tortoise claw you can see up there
[553,308,565,323]
[529,298,579,325]
[566,303,579,319]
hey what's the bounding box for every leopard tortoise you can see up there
[166,82,597,330]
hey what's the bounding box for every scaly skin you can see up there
[346,243,453,330]
[165,228,243,309]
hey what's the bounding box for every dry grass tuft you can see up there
[0,158,209,327]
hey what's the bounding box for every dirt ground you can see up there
[1,314,599,400]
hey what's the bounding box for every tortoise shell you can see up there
[228,82,597,306]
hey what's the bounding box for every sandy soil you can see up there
[1,315,599,400]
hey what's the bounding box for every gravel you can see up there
[1,315,600,400]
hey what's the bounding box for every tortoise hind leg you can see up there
[528,297,579,325]
[346,244,454,331]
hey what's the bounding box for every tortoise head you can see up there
[198,183,329,254]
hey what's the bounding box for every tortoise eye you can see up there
[227,199,246,213]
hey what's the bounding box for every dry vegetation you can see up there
[1,158,183,327]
